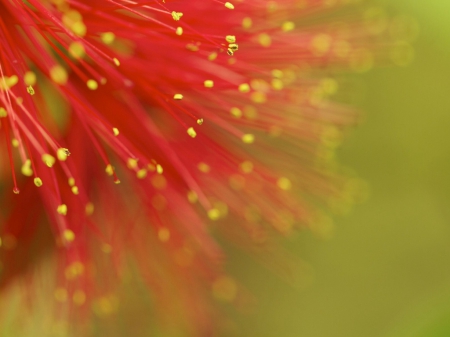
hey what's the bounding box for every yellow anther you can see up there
[176,27,183,36]
[187,127,197,138]
[62,229,74,241]
[238,83,250,93]
[277,177,292,190]
[101,32,115,44]
[34,177,43,187]
[282,21,295,32]
[197,118,204,125]
[11,139,19,148]
[311,34,332,56]
[174,93,183,100]
[228,43,239,51]
[240,161,254,173]
[250,92,267,104]
[136,168,147,179]
[156,164,163,174]
[158,227,170,242]
[258,33,272,47]
[127,158,138,169]
[271,79,284,90]
[68,41,85,59]
[71,186,79,195]
[42,154,56,167]
[71,21,87,37]
[21,160,33,177]
[272,69,284,78]
[105,164,114,176]
[208,52,218,61]
[24,71,36,86]
[0,107,7,117]
[57,148,70,161]
[227,49,234,56]
[113,58,120,66]
[197,162,210,173]
[57,204,68,216]
[204,80,214,88]
[208,208,221,221]
[113,127,119,136]
[68,177,75,186]
[224,2,234,9]
[171,11,183,21]
[186,43,199,52]
[50,65,68,85]
[230,107,242,118]
[86,79,98,90]
[27,85,35,95]
[241,134,255,144]
[187,190,198,203]
[225,35,236,43]
[242,17,252,29]
[85,202,94,215]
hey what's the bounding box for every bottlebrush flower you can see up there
[0,0,415,336]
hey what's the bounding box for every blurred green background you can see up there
[230,1,450,336]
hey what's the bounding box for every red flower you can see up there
[0,0,414,335]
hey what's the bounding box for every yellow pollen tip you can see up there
[127,158,138,169]
[204,80,214,88]
[242,17,252,29]
[57,148,70,161]
[87,79,98,90]
[113,127,119,136]
[208,208,221,221]
[225,2,234,10]
[113,58,120,66]
[171,11,183,21]
[57,204,68,216]
[0,107,7,118]
[50,65,68,85]
[136,169,147,179]
[105,164,114,176]
[24,71,36,86]
[225,35,236,43]
[277,177,292,191]
[27,85,35,95]
[71,186,79,195]
[208,52,218,61]
[187,190,198,203]
[68,41,85,59]
[34,177,43,187]
[238,83,250,93]
[62,229,75,241]
[42,154,56,168]
[187,127,197,138]
[282,21,296,32]
[241,134,255,144]
[101,32,115,44]
[197,118,204,125]
[11,139,19,148]
[156,164,163,174]
[174,93,183,100]
[176,27,183,36]
[68,178,75,186]
[85,202,94,215]
[21,160,33,177]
